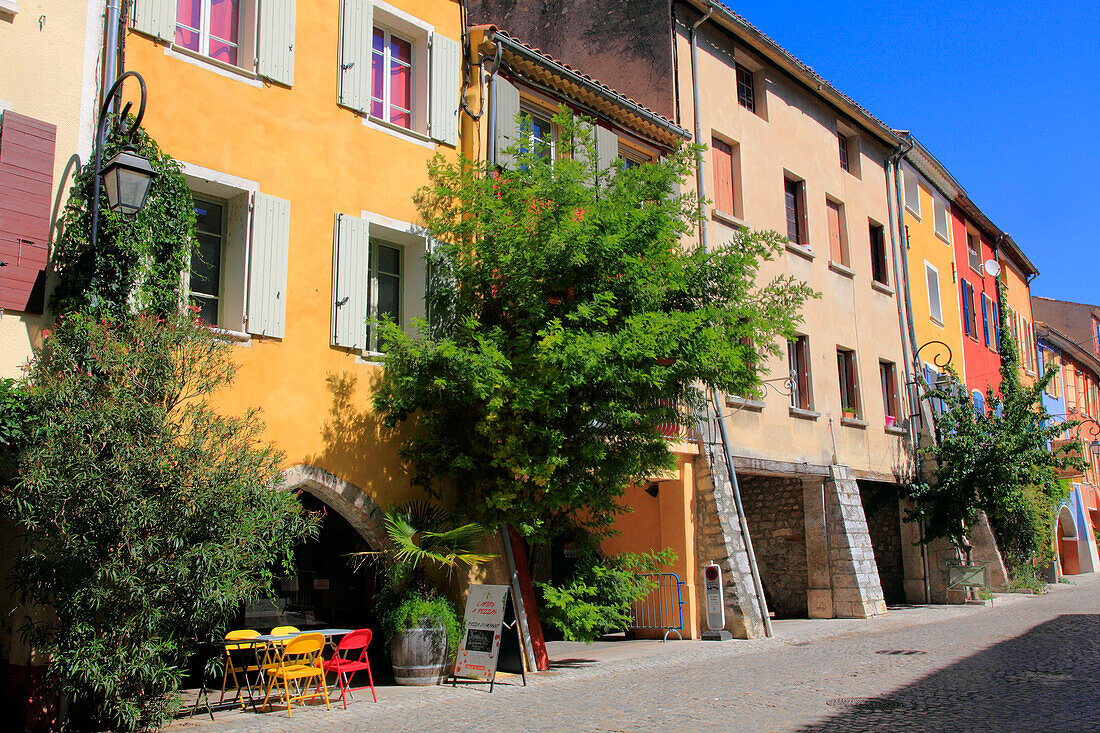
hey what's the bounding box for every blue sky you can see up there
[726,0,1099,304]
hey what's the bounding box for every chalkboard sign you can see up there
[464,628,495,653]
[450,584,527,692]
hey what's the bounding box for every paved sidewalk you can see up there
[170,575,1099,732]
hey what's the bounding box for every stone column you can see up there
[802,478,833,618]
[692,447,766,638]
[825,465,887,618]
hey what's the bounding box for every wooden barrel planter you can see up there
[390,624,449,685]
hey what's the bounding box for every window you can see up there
[972,391,985,416]
[838,130,850,172]
[880,361,899,420]
[784,177,807,246]
[961,279,977,339]
[837,348,860,417]
[619,146,650,169]
[903,166,920,217]
[711,137,742,219]
[1020,318,1034,372]
[826,198,849,266]
[967,231,982,272]
[1042,348,1061,398]
[992,299,1000,349]
[788,336,812,411]
[371,27,414,129]
[925,262,942,324]
[933,194,951,242]
[736,64,755,113]
[366,241,402,352]
[519,107,554,160]
[175,0,246,66]
[869,222,888,285]
[981,293,991,347]
[189,196,225,325]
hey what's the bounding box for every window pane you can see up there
[372,48,385,105]
[177,0,201,31]
[191,294,219,325]
[376,245,401,276]
[190,233,222,297]
[390,35,412,64]
[194,200,223,235]
[208,0,240,44]
[389,110,410,129]
[376,273,400,323]
[175,26,201,52]
[208,39,238,65]
[390,61,411,114]
[373,27,385,52]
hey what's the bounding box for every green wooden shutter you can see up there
[131,0,175,42]
[259,0,296,87]
[429,33,461,146]
[332,213,370,350]
[493,77,520,169]
[338,0,373,114]
[247,193,291,338]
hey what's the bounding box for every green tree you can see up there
[2,311,317,731]
[373,110,814,541]
[907,283,1079,570]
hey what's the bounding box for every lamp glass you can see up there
[1090,439,1100,460]
[101,149,155,217]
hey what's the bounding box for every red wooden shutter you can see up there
[712,139,734,215]
[0,111,56,313]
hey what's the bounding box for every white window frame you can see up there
[371,26,414,131]
[180,162,260,340]
[172,0,258,74]
[925,261,943,326]
[363,1,432,142]
[189,195,227,326]
[366,239,403,353]
[358,209,429,360]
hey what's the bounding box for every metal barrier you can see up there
[628,573,685,641]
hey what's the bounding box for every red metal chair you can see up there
[322,628,377,708]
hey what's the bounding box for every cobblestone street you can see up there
[172,575,1100,733]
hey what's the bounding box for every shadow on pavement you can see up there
[547,658,597,669]
[796,614,1099,732]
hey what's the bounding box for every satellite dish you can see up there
[984,259,1001,277]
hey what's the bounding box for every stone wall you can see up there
[825,466,887,618]
[737,475,808,618]
[692,447,766,638]
[858,480,906,605]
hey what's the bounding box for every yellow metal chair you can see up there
[270,625,301,637]
[219,629,261,706]
[262,632,331,717]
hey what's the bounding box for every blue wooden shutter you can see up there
[247,193,291,338]
[960,278,971,337]
[338,0,373,114]
[992,301,1000,349]
[131,0,175,42]
[332,214,370,349]
[429,33,461,146]
[259,0,296,87]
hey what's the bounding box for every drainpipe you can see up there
[687,4,772,637]
[887,137,931,604]
[102,1,122,113]
[689,5,712,251]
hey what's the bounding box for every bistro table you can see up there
[190,628,354,717]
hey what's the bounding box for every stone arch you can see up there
[280,464,389,550]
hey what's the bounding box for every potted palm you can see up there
[372,501,492,685]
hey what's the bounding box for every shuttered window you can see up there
[788,336,812,411]
[903,166,921,216]
[247,193,291,338]
[0,111,56,313]
[981,294,990,347]
[869,222,888,285]
[784,178,806,246]
[735,64,755,112]
[493,76,521,168]
[332,214,370,350]
[880,361,899,421]
[367,241,401,352]
[837,348,860,417]
[961,279,977,339]
[712,138,737,217]
[925,262,942,324]
[826,198,848,266]
[189,197,225,325]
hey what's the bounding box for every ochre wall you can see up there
[0,0,100,378]
[121,0,463,509]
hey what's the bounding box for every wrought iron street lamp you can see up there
[90,71,155,249]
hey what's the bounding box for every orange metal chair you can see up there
[219,629,261,706]
[322,628,377,708]
[262,632,331,717]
